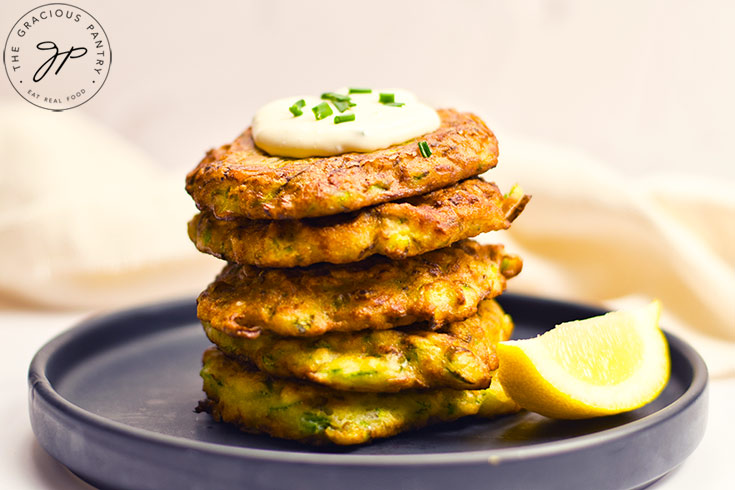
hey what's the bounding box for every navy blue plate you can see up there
[28,294,707,490]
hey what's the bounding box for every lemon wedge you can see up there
[496,301,670,419]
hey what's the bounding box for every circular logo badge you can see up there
[3,3,111,111]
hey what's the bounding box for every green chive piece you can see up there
[418,141,432,158]
[321,92,351,102]
[288,99,306,117]
[332,99,351,112]
[334,114,355,124]
[322,92,355,112]
[384,102,405,107]
[379,92,395,104]
[312,102,333,120]
[349,88,372,94]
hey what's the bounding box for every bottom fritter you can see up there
[203,298,513,392]
[199,347,520,445]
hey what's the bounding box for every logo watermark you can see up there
[3,3,111,111]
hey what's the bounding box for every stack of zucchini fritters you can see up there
[185,108,530,445]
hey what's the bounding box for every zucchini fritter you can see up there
[185,109,498,220]
[199,347,520,445]
[197,240,522,338]
[189,178,530,267]
[203,299,513,392]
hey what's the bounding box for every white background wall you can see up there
[2,0,734,181]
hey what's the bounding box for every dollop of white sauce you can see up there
[252,89,440,158]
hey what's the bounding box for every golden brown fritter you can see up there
[203,299,513,392]
[185,109,498,220]
[197,240,522,338]
[189,178,530,268]
[199,347,520,445]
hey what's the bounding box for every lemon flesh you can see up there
[497,301,670,419]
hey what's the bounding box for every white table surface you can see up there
[1,308,732,490]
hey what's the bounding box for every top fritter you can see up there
[185,108,499,220]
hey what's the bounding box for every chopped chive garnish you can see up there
[288,99,306,117]
[332,99,352,112]
[379,93,395,104]
[418,141,432,158]
[384,102,405,107]
[334,114,355,124]
[312,102,333,120]
[349,88,372,94]
[311,102,334,121]
[321,92,355,112]
[321,92,351,102]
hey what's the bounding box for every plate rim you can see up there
[28,293,709,467]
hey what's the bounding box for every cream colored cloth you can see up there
[1,103,733,377]
[0,103,222,308]
[486,134,735,378]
